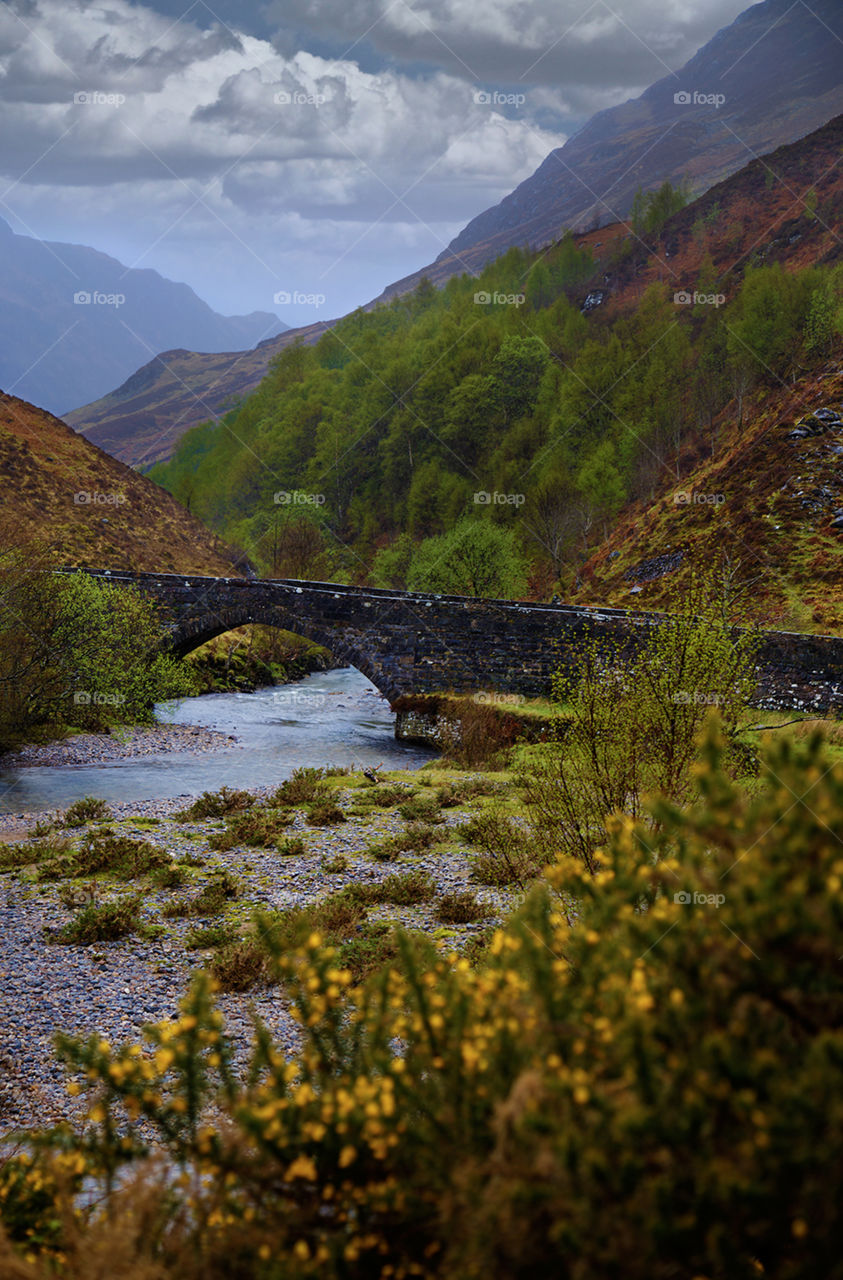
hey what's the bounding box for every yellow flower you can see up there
[286,1155,317,1181]
[339,1145,357,1168]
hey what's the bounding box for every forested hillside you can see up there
[151,120,843,622]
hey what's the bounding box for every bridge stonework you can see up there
[72,571,843,712]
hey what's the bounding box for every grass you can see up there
[54,895,142,944]
[61,797,112,828]
[67,831,171,881]
[367,823,440,863]
[151,863,189,889]
[175,787,254,820]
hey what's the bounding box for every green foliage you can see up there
[54,894,142,944]
[162,872,239,918]
[525,570,758,872]
[13,730,843,1278]
[175,787,254,820]
[208,806,292,850]
[148,247,838,588]
[61,796,112,828]
[435,891,490,923]
[0,550,197,750]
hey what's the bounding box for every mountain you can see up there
[68,0,843,470]
[147,110,843,629]
[0,391,243,575]
[66,319,333,470]
[372,0,843,302]
[0,218,287,418]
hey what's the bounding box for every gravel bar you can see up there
[0,783,514,1138]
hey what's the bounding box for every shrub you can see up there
[322,854,349,874]
[163,872,239,918]
[69,831,170,880]
[353,784,415,809]
[61,797,112,828]
[151,864,188,890]
[54,894,141,944]
[185,922,237,950]
[436,777,504,807]
[346,869,436,906]
[398,794,442,823]
[175,787,254,820]
[306,802,346,827]
[12,730,843,1280]
[458,807,540,887]
[277,836,307,857]
[524,569,758,873]
[436,891,490,923]
[208,807,291,850]
[270,767,328,806]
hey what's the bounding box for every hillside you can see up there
[67,0,843,471]
[574,362,843,632]
[147,111,842,628]
[0,218,286,419]
[66,320,333,470]
[0,392,243,575]
[373,0,843,302]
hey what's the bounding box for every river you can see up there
[0,668,434,814]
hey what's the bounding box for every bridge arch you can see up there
[166,603,397,701]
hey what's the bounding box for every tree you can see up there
[407,518,526,598]
[523,570,759,871]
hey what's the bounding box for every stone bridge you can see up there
[64,570,843,712]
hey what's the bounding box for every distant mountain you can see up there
[66,319,334,469]
[0,391,243,575]
[68,0,843,469]
[0,218,287,417]
[372,0,843,302]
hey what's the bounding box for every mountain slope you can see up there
[372,0,843,302]
[573,362,843,633]
[0,218,287,418]
[0,391,243,575]
[66,320,333,470]
[68,0,843,470]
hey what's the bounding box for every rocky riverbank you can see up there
[0,723,240,772]
[0,768,516,1137]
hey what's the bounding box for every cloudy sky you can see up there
[0,0,748,323]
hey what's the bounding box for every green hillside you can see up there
[151,121,843,624]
